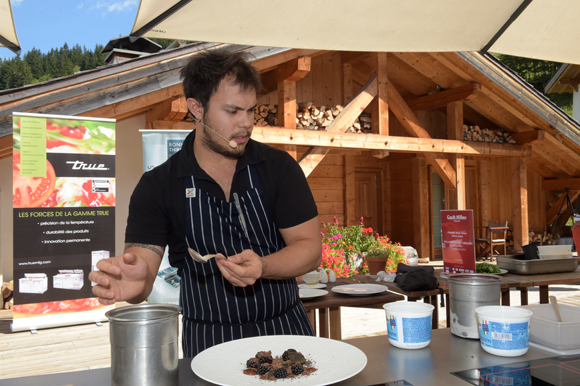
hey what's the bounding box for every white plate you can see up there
[477,269,508,275]
[191,335,367,386]
[298,283,327,289]
[299,288,329,299]
[331,283,387,296]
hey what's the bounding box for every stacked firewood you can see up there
[254,103,372,133]
[254,104,278,127]
[2,281,13,309]
[463,125,516,144]
[529,231,560,245]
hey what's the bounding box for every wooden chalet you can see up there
[1,42,580,281]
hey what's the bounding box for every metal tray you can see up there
[496,254,579,275]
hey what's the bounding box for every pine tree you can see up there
[495,54,573,116]
[24,48,43,80]
[0,42,111,90]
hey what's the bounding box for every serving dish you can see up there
[496,254,579,275]
[191,335,367,386]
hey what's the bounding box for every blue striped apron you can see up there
[181,165,314,357]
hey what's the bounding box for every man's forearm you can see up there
[261,238,322,280]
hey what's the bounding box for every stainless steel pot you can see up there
[106,304,181,386]
[448,273,501,339]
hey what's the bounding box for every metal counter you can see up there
[0,329,558,386]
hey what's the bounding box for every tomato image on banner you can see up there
[13,152,56,208]
[12,112,116,332]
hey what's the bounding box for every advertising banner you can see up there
[12,112,116,332]
[441,209,476,274]
[140,129,191,305]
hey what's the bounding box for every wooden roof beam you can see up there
[341,52,370,65]
[559,78,580,92]
[370,52,389,136]
[510,129,545,145]
[154,121,530,157]
[407,83,481,111]
[153,120,530,157]
[298,76,378,177]
[542,178,580,191]
[385,77,457,189]
[260,56,312,94]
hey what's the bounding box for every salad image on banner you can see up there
[140,129,190,305]
[12,112,116,332]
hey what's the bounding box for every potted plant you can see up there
[365,246,391,275]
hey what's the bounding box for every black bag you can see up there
[394,263,439,292]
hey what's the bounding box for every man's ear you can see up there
[186,98,203,121]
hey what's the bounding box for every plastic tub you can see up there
[383,301,434,349]
[537,245,572,257]
[476,306,533,357]
[522,304,580,350]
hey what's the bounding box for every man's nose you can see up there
[240,112,253,128]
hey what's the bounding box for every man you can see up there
[89,49,322,357]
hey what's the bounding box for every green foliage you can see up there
[475,262,501,274]
[494,54,573,116]
[0,43,107,91]
[322,219,377,255]
[366,246,391,259]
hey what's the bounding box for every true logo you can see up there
[66,160,109,171]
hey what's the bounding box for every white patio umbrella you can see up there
[130,0,579,64]
[0,0,21,55]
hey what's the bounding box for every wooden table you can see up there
[352,266,580,330]
[497,267,580,305]
[300,277,404,340]
[352,274,449,329]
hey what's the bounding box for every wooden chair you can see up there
[475,221,509,258]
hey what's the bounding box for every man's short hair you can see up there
[180,49,262,111]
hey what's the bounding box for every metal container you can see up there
[106,304,181,386]
[497,254,579,275]
[448,274,501,339]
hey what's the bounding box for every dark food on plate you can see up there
[475,262,501,274]
[243,349,317,380]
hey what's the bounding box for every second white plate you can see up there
[299,288,329,299]
[331,283,387,296]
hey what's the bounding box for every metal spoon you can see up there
[188,248,223,263]
[549,295,563,322]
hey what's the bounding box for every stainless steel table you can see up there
[0,329,559,386]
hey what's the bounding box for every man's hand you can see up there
[215,250,263,287]
[88,244,163,305]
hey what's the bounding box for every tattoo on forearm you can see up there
[125,243,164,259]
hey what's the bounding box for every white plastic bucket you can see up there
[383,301,434,349]
[475,306,533,357]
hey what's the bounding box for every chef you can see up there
[89,49,322,357]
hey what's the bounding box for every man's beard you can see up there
[200,118,247,159]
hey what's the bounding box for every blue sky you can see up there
[1,0,140,60]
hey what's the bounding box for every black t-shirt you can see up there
[125,130,318,269]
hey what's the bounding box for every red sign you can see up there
[441,210,476,274]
